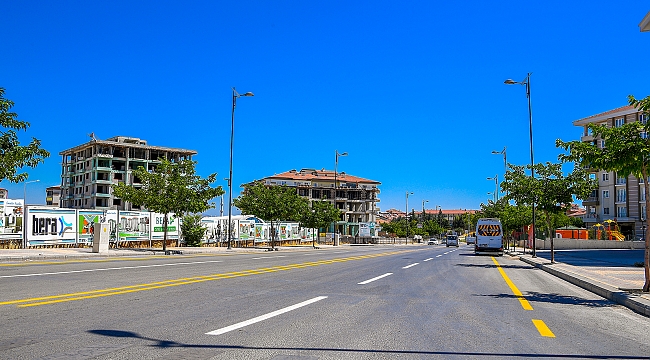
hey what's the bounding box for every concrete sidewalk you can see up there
[509,250,650,317]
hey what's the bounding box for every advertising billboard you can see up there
[26,207,77,246]
[118,211,150,241]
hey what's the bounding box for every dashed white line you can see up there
[206,296,328,335]
[358,273,393,285]
[0,260,223,278]
[436,255,443,257]
[402,263,419,269]
[423,258,434,262]
[251,256,286,260]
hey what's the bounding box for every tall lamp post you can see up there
[505,73,536,257]
[23,179,39,248]
[487,175,498,202]
[422,200,429,221]
[491,146,507,196]
[228,87,254,250]
[405,191,413,244]
[333,150,348,246]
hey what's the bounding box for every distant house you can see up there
[45,185,61,206]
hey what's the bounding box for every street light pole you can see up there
[228,87,254,250]
[491,146,507,196]
[406,191,413,245]
[422,199,429,221]
[487,175,498,201]
[333,150,347,246]
[505,73,536,257]
[23,179,39,248]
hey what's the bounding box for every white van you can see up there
[475,218,503,255]
[446,234,459,247]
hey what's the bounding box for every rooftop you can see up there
[573,105,637,126]
[59,135,197,156]
[266,169,381,185]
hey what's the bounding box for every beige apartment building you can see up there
[260,169,381,235]
[574,105,649,240]
[59,136,196,210]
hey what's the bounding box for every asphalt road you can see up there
[1,245,649,359]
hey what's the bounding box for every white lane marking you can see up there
[436,255,443,257]
[358,273,393,285]
[251,256,286,260]
[402,263,419,269]
[0,260,223,279]
[206,296,328,335]
[423,258,433,262]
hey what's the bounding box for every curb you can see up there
[517,256,650,317]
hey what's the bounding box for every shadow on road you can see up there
[88,329,642,358]
[474,292,613,308]
[455,263,534,270]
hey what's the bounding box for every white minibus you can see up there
[475,218,503,255]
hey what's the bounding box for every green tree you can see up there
[181,214,207,247]
[112,158,223,252]
[233,181,309,250]
[556,94,650,290]
[502,162,596,263]
[0,88,50,182]
[300,199,340,248]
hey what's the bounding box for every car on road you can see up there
[446,234,459,247]
[466,235,476,244]
[427,239,439,245]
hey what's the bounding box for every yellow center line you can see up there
[3,250,411,308]
[491,256,533,310]
[532,319,556,337]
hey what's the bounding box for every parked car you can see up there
[427,239,439,245]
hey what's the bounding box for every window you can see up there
[616,174,627,185]
[602,190,609,199]
[641,113,648,124]
[602,173,609,182]
[604,207,610,215]
[617,206,627,218]
[600,140,606,149]
[615,118,624,127]
[616,189,626,202]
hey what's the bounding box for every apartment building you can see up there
[573,105,649,239]
[59,136,196,210]
[259,169,381,236]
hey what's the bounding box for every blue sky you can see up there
[2,1,649,215]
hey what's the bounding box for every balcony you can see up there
[580,134,595,142]
[582,197,599,206]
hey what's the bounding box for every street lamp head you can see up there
[340,152,348,156]
[241,92,254,97]
[504,79,518,85]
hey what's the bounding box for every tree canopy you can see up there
[112,158,224,251]
[0,87,50,182]
[233,181,309,249]
[556,94,650,291]
[300,199,340,248]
